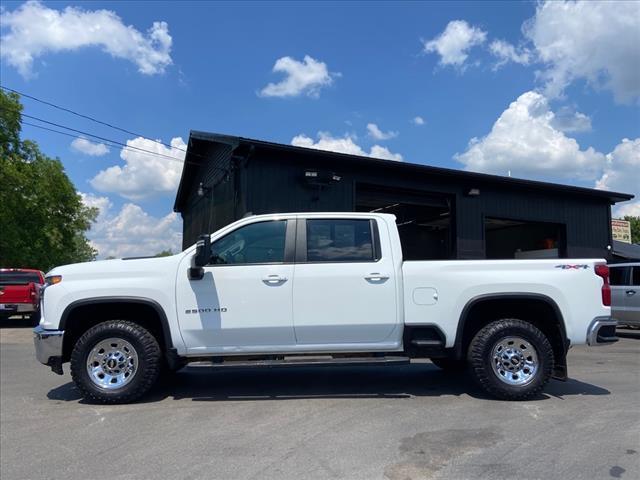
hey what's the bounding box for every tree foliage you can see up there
[623,216,640,244]
[154,250,174,257]
[0,90,98,271]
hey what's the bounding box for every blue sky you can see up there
[1,1,639,257]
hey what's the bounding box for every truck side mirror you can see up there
[194,234,211,267]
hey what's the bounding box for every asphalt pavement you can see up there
[1,322,639,480]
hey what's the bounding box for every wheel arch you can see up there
[60,297,174,363]
[453,293,569,379]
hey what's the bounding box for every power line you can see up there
[1,88,232,175]
[0,84,189,156]
[17,112,188,163]
[20,120,200,166]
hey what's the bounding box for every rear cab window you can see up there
[0,271,41,285]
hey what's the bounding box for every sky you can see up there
[1,0,639,258]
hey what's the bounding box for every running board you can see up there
[187,355,410,369]
[410,339,444,347]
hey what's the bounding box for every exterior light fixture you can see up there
[466,188,480,197]
[305,170,318,178]
[197,182,211,197]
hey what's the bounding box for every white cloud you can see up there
[423,20,487,68]
[292,132,403,161]
[455,91,605,180]
[369,145,403,162]
[0,0,172,77]
[489,39,531,69]
[80,193,182,258]
[412,116,425,126]
[595,138,640,218]
[550,106,592,133]
[366,123,398,141]
[259,55,337,98]
[524,0,640,103]
[90,136,186,201]
[71,137,109,156]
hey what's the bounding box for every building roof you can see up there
[174,130,634,212]
[612,240,640,261]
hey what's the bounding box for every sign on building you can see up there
[612,219,632,244]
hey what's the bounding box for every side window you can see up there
[210,221,287,265]
[632,267,640,287]
[609,267,629,286]
[306,219,375,262]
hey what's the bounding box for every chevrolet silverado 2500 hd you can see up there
[34,213,617,403]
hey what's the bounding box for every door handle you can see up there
[626,290,636,296]
[262,275,288,284]
[364,273,390,281]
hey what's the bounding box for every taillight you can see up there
[594,264,611,306]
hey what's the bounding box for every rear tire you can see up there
[70,320,161,404]
[468,319,553,400]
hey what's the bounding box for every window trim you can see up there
[205,219,296,267]
[295,218,382,264]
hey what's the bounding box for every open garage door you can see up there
[485,217,567,259]
[355,184,454,260]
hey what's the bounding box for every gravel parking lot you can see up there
[1,323,639,480]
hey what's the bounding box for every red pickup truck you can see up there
[0,269,45,322]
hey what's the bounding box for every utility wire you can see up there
[17,112,188,163]
[20,120,200,166]
[1,89,232,175]
[1,84,190,156]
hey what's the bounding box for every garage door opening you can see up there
[485,217,566,259]
[355,184,454,260]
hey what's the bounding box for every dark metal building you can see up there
[174,131,633,261]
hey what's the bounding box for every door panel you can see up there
[625,267,640,324]
[176,264,295,350]
[292,218,398,345]
[175,219,296,352]
[610,266,631,323]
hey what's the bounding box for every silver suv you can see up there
[609,262,640,328]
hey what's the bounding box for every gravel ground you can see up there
[1,324,639,480]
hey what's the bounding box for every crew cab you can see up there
[1,268,44,322]
[34,213,617,403]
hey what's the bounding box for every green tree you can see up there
[623,216,640,244]
[154,250,174,257]
[0,90,98,271]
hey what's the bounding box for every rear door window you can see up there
[306,219,375,262]
[632,267,640,286]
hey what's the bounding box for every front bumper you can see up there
[587,316,618,346]
[33,325,64,375]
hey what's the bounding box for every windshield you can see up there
[0,272,41,285]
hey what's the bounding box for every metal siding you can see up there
[181,144,613,260]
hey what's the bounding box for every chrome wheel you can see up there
[491,336,538,386]
[86,337,138,390]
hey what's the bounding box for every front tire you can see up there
[70,320,161,404]
[468,319,553,400]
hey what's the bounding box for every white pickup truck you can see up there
[34,212,617,403]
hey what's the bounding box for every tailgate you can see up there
[0,284,35,304]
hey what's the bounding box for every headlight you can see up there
[45,275,62,286]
